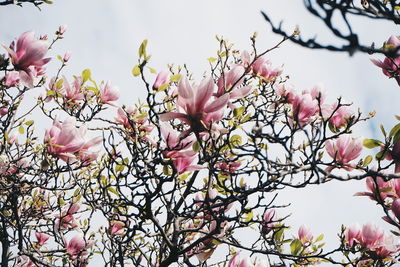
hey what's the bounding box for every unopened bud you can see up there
[57,25,67,35]
[63,52,71,62]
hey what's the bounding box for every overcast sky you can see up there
[1,0,399,264]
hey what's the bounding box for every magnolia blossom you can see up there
[276,85,324,126]
[115,106,153,132]
[77,135,102,165]
[371,35,400,86]
[2,31,51,87]
[159,76,229,133]
[153,70,169,89]
[262,209,276,234]
[227,252,268,267]
[276,84,297,103]
[4,71,20,87]
[345,224,361,248]
[185,220,228,262]
[361,223,385,248]
[115,107,134,128]
[45,116,100,163]
[345,223,398,258]
[252,56,282,81]
[291,93,319,125]
[228,253,252,267]
[325,134,362,170]
[45,117,86,162]
[327,103,354,129]
[115,106,154,146]
[0,155,27,176]
[215,160,241,174]
[302,85,327,105]
[161,123,202,174]
[99,82,120,105]
[16,256,36,267]
[298,225,313,245]
[173,157,202,174]
[110,221,126,236]
[392,198,400,221]
[354,176,395,201]
[62,76,84,102]
[55,203,80,230]
[216,65,252,99]
[0,106,8,116]
[35,232,50,246]
[66,235,86,257]
[387,139,400,173]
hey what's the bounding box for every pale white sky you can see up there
[1,0,399,265]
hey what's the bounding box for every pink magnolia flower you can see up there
[302,85,327,105]
[55,203,80,230]
[262,209,276,234]
[392,178,400,198]
[298,225,313,245]
[153,70,169,89]
[159,76,229,133]
[115,107,153,130]
[240,50,251,69]
[373,234,398,258]
[115,106,137,128]
[0,107,8,116]
[4,71,20,87]
[173,156,202,174]
[35,232,50,246]
[354,176,394,201]
[344,223,398,259]
[185,220,228,262]
[252,56,282,81]
[371,57,400,86]
[16,256,36,267]
[325,135,362,170]
[110,221,126,236]
[161,123,202,174]
[115,107,154,144]
[45,116,86,162]
[391,198,400,221]
[66,235,86,256]
[77,135,102,165]
[386,35,400,48]
[63,76,84,102]
[8,131,18,144]
[216,65,252,100]
[291,93,319,125]
[217,65,244,95]
[2,31,51,87]
[371,36,400,85]
[99,82,120,105]
[388,139,400,173]
[228,252,253,267]
[215,160,241,175]
[360,223,385,249]
[227,252,267,267]
[276,84,297,103]
[328,103,354,129]
[344,223,361,247]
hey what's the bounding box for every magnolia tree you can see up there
[2,21,400,267]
